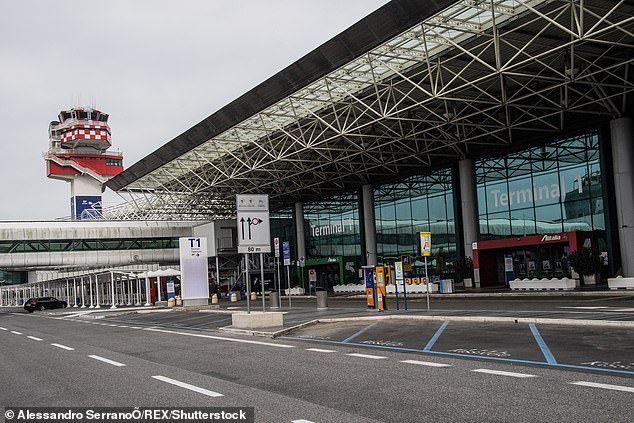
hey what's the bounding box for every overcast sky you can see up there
[0,0,389,221]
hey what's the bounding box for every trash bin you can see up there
[316,290,328,310]
[440,279,454,294]
[270,292,280,309]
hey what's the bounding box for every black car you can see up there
[24,297,68,313]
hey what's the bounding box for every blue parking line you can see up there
[342,322,378,343]
[280,336,634,377]
[422,320,449,352]
[529,323,557,364]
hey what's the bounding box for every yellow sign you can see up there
[420,231,432,257]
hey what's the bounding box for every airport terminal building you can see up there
[104,0,634,289]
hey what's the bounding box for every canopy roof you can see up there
[105,0,634,220]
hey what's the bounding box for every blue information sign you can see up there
[282,241,291,266]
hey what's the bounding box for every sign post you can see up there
[420,231,432,311]
[282,241,291,308]
[394,261,405,310]
[237,194,271,314]
[274,237,281,308]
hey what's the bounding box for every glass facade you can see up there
[476,132,604,238]
[304,193,360,258]
[374,169,456,262]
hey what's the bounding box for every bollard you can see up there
[167,297,175,308]
[250,291,257,301]
[269,292,280,309]
[230,292,238,302]
[211,294,218,304]
[316,290,328,310]
[176,296,183,306]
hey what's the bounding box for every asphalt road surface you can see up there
[2,307,634,423]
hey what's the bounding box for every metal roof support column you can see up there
[65,279,70,305]
[294,202,306,265]
[610,117,634,277]
[459,159,479,259]
[362,184,377,267]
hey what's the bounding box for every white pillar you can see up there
[110,271,117,309]
[459,159,479,259]
[72,279,78,307]
[611,117,634,276]
[362,184,377,266]
[156,276,163,301]
[88,275,95,308]
[65,279,70,305]
[94,275,101,309]
[127,275,133,305]
[80,277,86,308]
[144,276,151,306]
[135,277,142,306]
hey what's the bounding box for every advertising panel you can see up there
[282,241,291,266]
[73,196,102,219]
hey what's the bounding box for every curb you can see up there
[314,314,634,328]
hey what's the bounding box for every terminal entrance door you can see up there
[317,264,341,291]
[499,244,570,283]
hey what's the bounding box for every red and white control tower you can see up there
[45,107,124,219]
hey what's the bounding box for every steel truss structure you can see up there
[105,0,634,220]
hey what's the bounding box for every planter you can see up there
[509,277,575,291]
[608,277,634,290]
[463,278,473,288]
[582,273,599,285]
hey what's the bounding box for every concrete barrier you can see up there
[509,277,576,291]
[232,311,284,329]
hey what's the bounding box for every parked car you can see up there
[24,297,68,313]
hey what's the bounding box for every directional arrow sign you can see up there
[236,194,271,253]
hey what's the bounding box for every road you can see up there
[2,303,634,423]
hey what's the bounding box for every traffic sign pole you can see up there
[260,252,265,312]
[425,256,430,311]
[245,255,251,314]
[286,264,292,309]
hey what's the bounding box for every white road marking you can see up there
[559,306,608,310]
[130,327,142,330]
[152,376,223,397]
[292,420,316,423]
[88,355,126,367]
[51,343,74,351]
[305,348,337,353]
[27,336,43,341]
[346,353,386,360]
[144,327,295,349]
[0,327,7,331]
[570,381,634,393]
[10,331,22,335]
[118,325,129,328]
[107,324,118,327]
[472,369,536,378]
[400,360,452,368]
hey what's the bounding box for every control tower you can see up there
[44,107,124,219]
